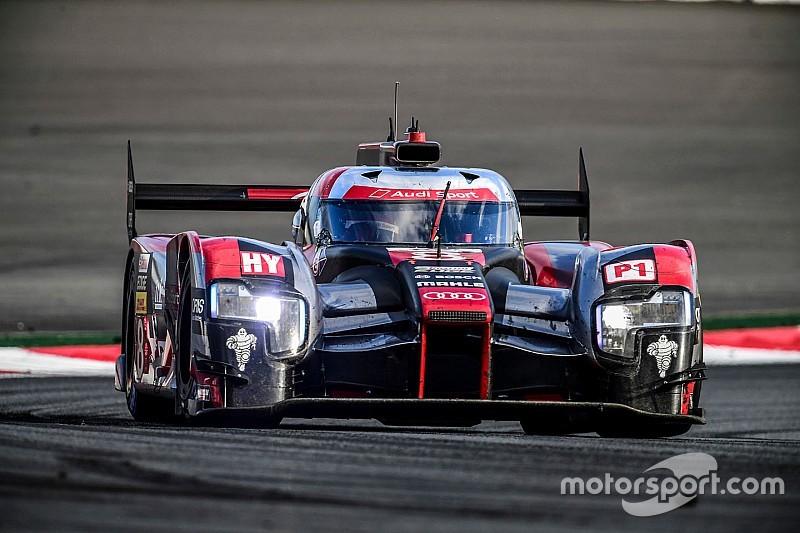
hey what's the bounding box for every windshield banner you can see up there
[342,186,500,202]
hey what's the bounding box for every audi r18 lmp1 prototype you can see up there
[116,118,706,437]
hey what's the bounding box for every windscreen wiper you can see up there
[428,181,451,254]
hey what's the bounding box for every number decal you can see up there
[135,317,145,380]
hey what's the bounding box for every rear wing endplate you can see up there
[126,141,308,242]
[514,148,590,240]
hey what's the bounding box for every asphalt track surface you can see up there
[0,1,799,331]
[0,365,798,532]
[1,2,799,532]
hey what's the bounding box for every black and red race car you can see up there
[115,118,705,437]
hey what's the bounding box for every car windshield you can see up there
[318,200,519,245]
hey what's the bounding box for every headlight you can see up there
[210,282,307,355]
[596,290,692,357]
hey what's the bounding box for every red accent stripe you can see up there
[202,237,242,283]
[418,324,428,398]
[314,167,351,199]
[652,245,694,290]
[681,381,696,415]
[704,326,800,351]
[247,187,308,200]
[524,243,561,288]
[26,345,120,362]
[480,323,492,399]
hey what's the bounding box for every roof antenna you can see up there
[387,117,394,142]
[393,81,399,142]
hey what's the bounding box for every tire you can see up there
[173,265,283,429]
[124,258,174,423]
[174,267,196,421]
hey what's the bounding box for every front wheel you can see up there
[124,259,174,422]
[174,268,193,419]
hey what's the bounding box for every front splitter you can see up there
[193,398,705,428]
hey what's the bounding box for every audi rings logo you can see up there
[422,291,486,301]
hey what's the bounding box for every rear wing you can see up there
[514,148,590,240]
[127,142,590,242]
[126,141,308,242]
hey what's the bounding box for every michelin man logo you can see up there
[226,328,257,371]
[647,334,678,378]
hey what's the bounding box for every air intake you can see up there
[428,310,487,323]
[394,141,441,165]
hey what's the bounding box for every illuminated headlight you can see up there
[596,290,692,357]
[210,282,307,356]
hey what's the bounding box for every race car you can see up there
[115,118,706,437]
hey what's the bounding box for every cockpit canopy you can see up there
[316,199,520,245]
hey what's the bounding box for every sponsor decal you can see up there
[415,274,482,280]
[134,316,151,379]
[136,274,147,291]
[153,276,164,310]
[311,246,327,276]
[422,291,487,301]
[413,263,484,288]
[135,291,147,315]
[343,185,500,202]
[226,328,257,371]
[414,261,491,320]
[647,334,678,378]
[417,281,485,288]
[388,248,485,265]
[137,253,150,273]
[241,252,285,277]
[414,265,476,273]
[192,298,204,316]
[603,259,656,285]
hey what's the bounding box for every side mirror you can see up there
[291,209,306,245]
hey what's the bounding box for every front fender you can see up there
[573,242,700,368]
